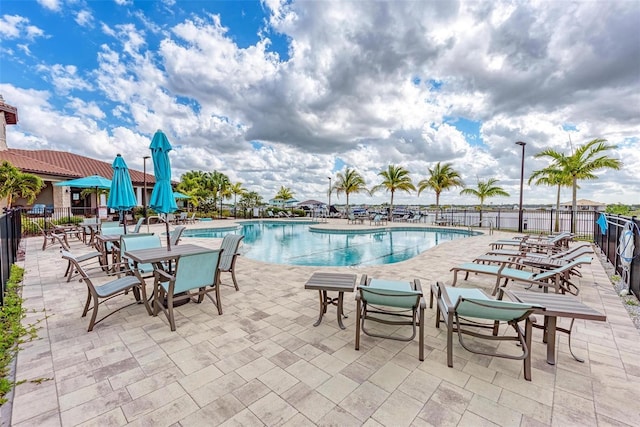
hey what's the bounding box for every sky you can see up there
[1,0,638,208]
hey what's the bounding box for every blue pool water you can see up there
[183,221,477,267]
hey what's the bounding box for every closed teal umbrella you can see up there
[107,154,137,233]
[173,191,190,199]
[149,129,178,249]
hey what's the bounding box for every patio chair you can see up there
[129,217,146,233]
[219,234,245,291]
[51,233,102,282]
[61,250,151,331]
[187,212,197,224]
[120,233,161,279]
[408,214,422,223]
[348,214,364,224]
[152,249,224,331]
[450,256,593,296]
[177,212,188,224]
[370,214,386,226]
[431,282,541,381]
[170,225,186,246]
[355,275,426,360]
[475,245,594,272]
[489,232,574,252]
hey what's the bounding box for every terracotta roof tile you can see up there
[0,150,78,177]
[6,149,155,185]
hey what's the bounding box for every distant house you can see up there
[559,199,607,212]
[0,95,155,213]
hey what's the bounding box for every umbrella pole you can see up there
[166,221,171,250]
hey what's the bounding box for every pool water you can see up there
[183,221,476,267]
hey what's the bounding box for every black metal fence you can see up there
[1,209,22,306]
[593,214,639,298]
[19,207,116,237]
[432,208,598,240]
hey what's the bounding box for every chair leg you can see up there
[231,270,239,291]
[418,306,425,361]
[446,318,454,367]
[82,292,92,317]
[87,299,99,332]
[524,318,533,381]
[355,299,362,351]
[167,292,176,331]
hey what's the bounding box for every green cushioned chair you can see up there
[61,250,152,331]
[120,233,161,278]
[431,282,542,381]
[355,275,426,360]
[219,234,245,291]
[153,249,224,331]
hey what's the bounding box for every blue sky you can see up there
[1,0,639,206]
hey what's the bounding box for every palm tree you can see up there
[274,186,294,213]
[533,138,622,232]
[460,178,509,223]
[333,167,368,217]
[417,162,464,219]
[528,165,573,232]
[229,182,245,218]
[371,165,416,221]
[0,161,45,207]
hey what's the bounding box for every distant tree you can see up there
[229,182,246,217]
[605,204,631,216]
[528,165,573,232]
[371,165,415,221]
[273,186,295,212]
[417,162,464,218]
[460,178,509,223]
[333,167,369,217]
[533,138,622,233]
[0,161,45,207]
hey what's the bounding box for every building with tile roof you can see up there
[1,97,155,214]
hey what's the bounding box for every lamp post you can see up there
[143,155,150,231]
[515,141,526,233]
[327,176,332,218]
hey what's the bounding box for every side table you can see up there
[304,272,359,329]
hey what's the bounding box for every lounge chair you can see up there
[61,250,151,331]
[152,249,224,331]
[355,275,426,360]
[489,232,574,251]
[475,245,594,273]
[449,256,593,296]
[187,212,197,224]
[170,225,186,246]
[431,282,540,381]
[486,242,592,258]
[51,233,102,282]
[218,234,245,291]
[408,214,422,223]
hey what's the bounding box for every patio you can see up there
[8,220,640,426]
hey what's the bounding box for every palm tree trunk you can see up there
[346,194,350,219]
[435,193,440,220]
[389,191,394,221]
[554,184,561,232]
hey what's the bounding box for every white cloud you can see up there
[74,9,94,27]
[2,0,638,206]
[37,0,61,12]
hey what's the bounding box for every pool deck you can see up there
[8,218,640,426]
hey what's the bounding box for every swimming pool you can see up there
[182,221,478,267]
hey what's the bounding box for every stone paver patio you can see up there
[7,219,640,426]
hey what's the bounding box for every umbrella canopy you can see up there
[54,175,111,189]
[173,191,190,199]
[55,175,112,217]
[149,129,178,249]
[107,154,137,233]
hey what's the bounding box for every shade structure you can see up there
[149,130,178,249]
[54,175,112,217]
[173,191,190,199]
[107,154,137,233]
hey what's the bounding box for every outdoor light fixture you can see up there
[515,141,526,233]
